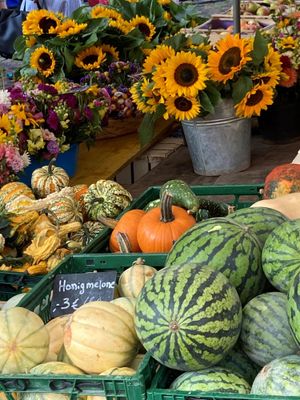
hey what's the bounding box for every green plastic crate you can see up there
[147,363,300,400]
[0,254,167,400]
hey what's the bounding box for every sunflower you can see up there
[279,67,298,87]
[152,62,168,93]
[160,51,208,97]
[22,9,61,36]
[264,45,282,73]
[235,84,274,118]
[100,44,119,61]
[131,79,160,113]
[128,16,156,41]
[30,46,56,77]
[278,36,296,51]
[109,19,131,34]
[143,45,175,73]
[56,20,87,38]
[163,11,172,20]
[0,115,22,143]
[90,6,121,21]
[158,0,171,4]
[75,46,106,70]
[25,36,37,48]
[252,70,281,89]
[164,95,200,120]
[207,34,252,83]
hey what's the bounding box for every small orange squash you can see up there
[263,163,300,199]
[136,192,196,253]
[104,210,146,252]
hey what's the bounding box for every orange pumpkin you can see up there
[264,163,300,199]
[108,210,146,252]
[136,193,196,253]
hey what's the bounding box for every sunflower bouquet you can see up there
[2,79,109,162]
[13,0,204,84]
[131,31,283,144]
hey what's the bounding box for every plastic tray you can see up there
[0,254,167,400]
[147,363,300,400]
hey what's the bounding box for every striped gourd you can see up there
[262,219,300,293]
[287,269,300,345]
[31,160,69,199]
[47,195,83,224]
[84,180,132,220]
[0,182,34,208]
[170,367,251,394]
[251,355,300,396]
[217,345,260,385]
[165,217,263,305]
[227,207,287,246]
[240,292,298,367]
[135,263,242,371]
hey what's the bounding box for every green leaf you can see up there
[162,33,187,50]
[205,82,221,107]
[232,75,253,104]
[63,48,75,74]
[138,104,166,147]
[199,91,215,114]
[252,30,268,66]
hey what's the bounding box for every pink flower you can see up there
[42,129,56,141]
[4,144,25,173]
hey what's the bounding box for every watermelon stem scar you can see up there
[169,321,180,332]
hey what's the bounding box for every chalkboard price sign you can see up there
[50,271,117,317]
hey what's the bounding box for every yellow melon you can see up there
[0,307,49,373]
[45,315,71,361]
[30,361,83,375]
[110,297,136,318]
[64,302,139,374]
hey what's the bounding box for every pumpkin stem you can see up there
[48,158,57,175]
[160,192,174,223]
[96,215,117,229]
[116,232,131,253]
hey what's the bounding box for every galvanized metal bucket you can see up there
[181,115,251,176]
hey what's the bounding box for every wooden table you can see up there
[70,119,177,186]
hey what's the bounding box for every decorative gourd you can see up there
[251,192,300,220]
[118,258,157,298]
[0,307,49,373]
[136,192,196,253]
[45,315,71,361]
[84,180,133,220]
[0,182,34,208]
[30,361,83,375]
[31,214,57,237]
[160,179,199,214]
[70,221,105,247]
[111,297,136,317]
[24,231,61,264]
[63,301,139,374]
[47,196,83,224]
[73,184,88,214]
[46,248,72,272]
[31,159,70,199]
[263,163,300,199]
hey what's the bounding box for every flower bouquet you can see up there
[1,79,109,174]
[131,31,282,145]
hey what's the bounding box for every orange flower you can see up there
[279,67,298,87]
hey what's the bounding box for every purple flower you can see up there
[38,83,58,95]
[47,140,60,155]
[60,94,77,108]
[84,107,93,121]
[9,85,26,102]
[47,110,60,131]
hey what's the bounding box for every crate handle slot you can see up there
[2,379,28,391]
[2,274,25,286]
[75,381,104,392]
[49,380,74,391]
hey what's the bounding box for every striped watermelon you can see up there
[165,218,263,305]
[251,355,300,396]
[217,345,260,384]
[170,367,251,394]
[287,269,300,345]
[227,207,287,246]
[134,263,242,371]
[262,219,300,293]
[240,292,298,367]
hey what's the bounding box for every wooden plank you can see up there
[70,119,177,186]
